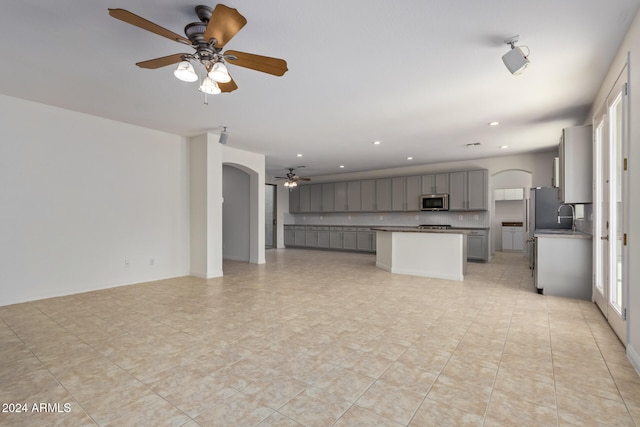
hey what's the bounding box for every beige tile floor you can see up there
[1,249,639,426]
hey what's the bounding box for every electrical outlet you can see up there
[348,215,351,220]
[124,259,130,268]
[458,215,463,221]
[415,215,419,220]
[149,258,154,266]
[474,215,479,221]
[379,215,383,220]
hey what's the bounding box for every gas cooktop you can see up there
[417,224,452,230]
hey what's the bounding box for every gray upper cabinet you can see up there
[309,184,322,212]
[334,182,348,212]
[347,181,362,211]
[321,183,335,212]
[298,185,311,212]
[405,176,421,211]
[361,180,376,211]
[559,125,593,203]
[376,178,392,211]
[467,170,488,210]
[421,173,449,194]
[289,188,300,213]
[449,172,466,211]
[391,177,406,211]
[449,170,488,211]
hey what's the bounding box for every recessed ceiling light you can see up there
[500,145,509,149]
[407,156,413,160]
[489,121,500,126]
[372,140,381,145]
[296,153,303,157]
[339,165,345,168]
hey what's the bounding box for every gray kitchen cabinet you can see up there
[294,225,306,246]
[357,227,374,251]
[334,182,348,212]
[347,181,361,211]
[449,172,466,211]
[309,184,322,212]
[284,225,295,246]
[536,235,592,299]
[502,226,524,251]
[298,185,311,213]
[305,226,318,247]
[321,183,335,212]
[289,188,300,213]
[405,176,421,211]
[361,180,376,211]
[317,226,330,248]
[449,170,488,211]
[421,173,449,194]
[391,177,406,211]
[376,178,392,211]
[467,229,488,262]
[342,227,358,250]
[329,226,343,248]
[559,124,593,203]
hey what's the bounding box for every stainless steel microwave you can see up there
[420,194,449,211]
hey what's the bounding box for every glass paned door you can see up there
[593,69,628,345]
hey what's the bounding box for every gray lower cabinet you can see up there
[305,226,318,247]
[343,227,358,250]
[286,224,377,252]
[284,225,295,246]
[317,227,330,248]
[467,229,488,262]
[357,227,374,251]
[330,226,343,248]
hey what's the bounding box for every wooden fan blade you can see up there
[108,9,191,45]
[136,53,187,69]
[203,4,247,48]
[219,76,238,93]
[224,50,288,76]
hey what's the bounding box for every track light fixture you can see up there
[502,35,530,75]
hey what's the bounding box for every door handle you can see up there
[601,235,609,240]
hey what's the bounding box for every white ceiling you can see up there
[1,1,638,177]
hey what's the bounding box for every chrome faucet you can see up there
[557,204,576,231]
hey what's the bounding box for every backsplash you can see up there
[285,211,490,228]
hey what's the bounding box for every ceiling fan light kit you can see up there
[502,35,530,75]
[108,4,288,100]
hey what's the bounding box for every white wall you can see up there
[0,95,190,306]
[223,165,250,261]
[588,9,640,370]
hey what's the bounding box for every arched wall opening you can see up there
[491,169,533,253]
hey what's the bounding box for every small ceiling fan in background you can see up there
[108,4,288,96]
[274,167,311,189]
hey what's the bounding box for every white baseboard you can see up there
[627,344,640,376]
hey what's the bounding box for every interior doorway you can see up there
[265,184,277,249]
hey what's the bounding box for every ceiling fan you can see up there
[274,168,311,188]
[108,4,288,95]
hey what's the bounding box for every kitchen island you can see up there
[372,227,468,281]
